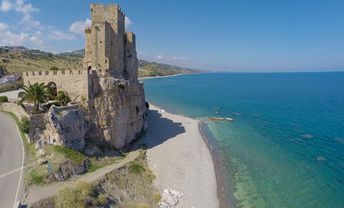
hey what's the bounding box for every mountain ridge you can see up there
[0,46,197,77]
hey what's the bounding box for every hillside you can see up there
[0,46,196,77]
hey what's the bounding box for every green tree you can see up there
[50,66,59,71]
[20,116,30,134]
[18,82,50,112]
[54,90,71,106]
[0,96,8,102]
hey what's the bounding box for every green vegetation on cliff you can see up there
[138,59,195,77]
[31,150,160,208]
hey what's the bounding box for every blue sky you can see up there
[0,0,343,71]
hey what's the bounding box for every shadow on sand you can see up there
[130,108,186,151]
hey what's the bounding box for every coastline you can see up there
[136,103,224,207]
[139,73,183,80]
[199,121,233,208]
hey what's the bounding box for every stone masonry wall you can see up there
[23,70,89,103]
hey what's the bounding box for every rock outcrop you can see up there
[33,105,88,151]
[49,159,90,182]
[158,189,183,208]
[87,77,148,148]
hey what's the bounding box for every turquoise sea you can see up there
[143,72,344,208]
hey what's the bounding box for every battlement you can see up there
[23,69,85,77]
[90,3,125,15]
[125,32,136,43]
[90,3,125,26]
[23,69,89,103]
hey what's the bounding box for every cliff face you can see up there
[87,75,147,148]
[32,105,88,151]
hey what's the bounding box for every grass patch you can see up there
[55,181,95,208]
[129,161,146,174]
[53,145,85,165]
[28,169,46,185]
[88,163,103,172]
[153,192,161,203]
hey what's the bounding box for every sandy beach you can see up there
[135,104,220,207]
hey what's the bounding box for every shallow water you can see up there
[143,72,344,208]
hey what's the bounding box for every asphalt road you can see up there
[0,113,24,208]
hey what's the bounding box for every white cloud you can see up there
[15,0,40,28]
[0,0,12,11]
[0,22,8,30]
[48,30,75,41]
[0,0,40,28]
[70,16,131,34]
[15,0,39,15]
[0,31,29,45]
[69,18,91,35]
[156,54,187,61]
[125,16,132,28]
[29,31,43,44]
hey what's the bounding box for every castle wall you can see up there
[84,4,125,77]
[125,32,139,81]
[23,70,89,103]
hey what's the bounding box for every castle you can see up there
[23,4,147,149]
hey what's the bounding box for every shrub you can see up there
[54,91,71,106]
[153,192,161,202]
[0,96,8,102]
[53,146,85,165]
[50,66,59,71]
[55,182,94,208]
[29,169,45,185]
[20,116,30,134]
[129,162,145,174]
[96,193,107,206]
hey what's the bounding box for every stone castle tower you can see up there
[23,4,147,149]
[85,4,147,148]
[84,4,138,81]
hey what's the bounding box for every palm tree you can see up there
[18,82,50,112]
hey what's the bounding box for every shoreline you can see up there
[138,103,228,207]
[199,121,234,208]
[139,73,183,80]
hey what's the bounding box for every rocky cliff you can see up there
[32,105,88,151]
[87,75,148,148]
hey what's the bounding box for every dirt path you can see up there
[24,150,140,206]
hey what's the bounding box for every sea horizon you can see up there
[194,70,344,74]
[143,72,344,208]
